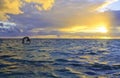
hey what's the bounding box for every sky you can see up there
[0,0,120,39]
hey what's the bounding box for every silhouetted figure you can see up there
[22,36,31,44]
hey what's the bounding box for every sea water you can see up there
[0,39,120,78]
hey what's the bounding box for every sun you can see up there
[97,25,108,33]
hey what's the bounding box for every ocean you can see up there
[0,39,120,78]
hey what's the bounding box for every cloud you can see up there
[7,0,113,37]
[0,21,21,35]
[0,0,116,20]
[95,0,118,11]
[0,0,54,20]
[40,0,113,34]
[0,0,119,38]
[25,0,54,10]
[0,0,22,20]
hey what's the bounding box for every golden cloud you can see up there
[0,0,54,20]
[0,0,22,20]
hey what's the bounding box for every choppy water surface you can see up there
[0,39,120,78]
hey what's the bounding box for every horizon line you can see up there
[0,37,120,39]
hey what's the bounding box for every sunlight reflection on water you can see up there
[0,39,120,78]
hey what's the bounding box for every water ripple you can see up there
[0,39,120,78]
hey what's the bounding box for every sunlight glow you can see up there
[59,24,108,34]
[96,25,108,33]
